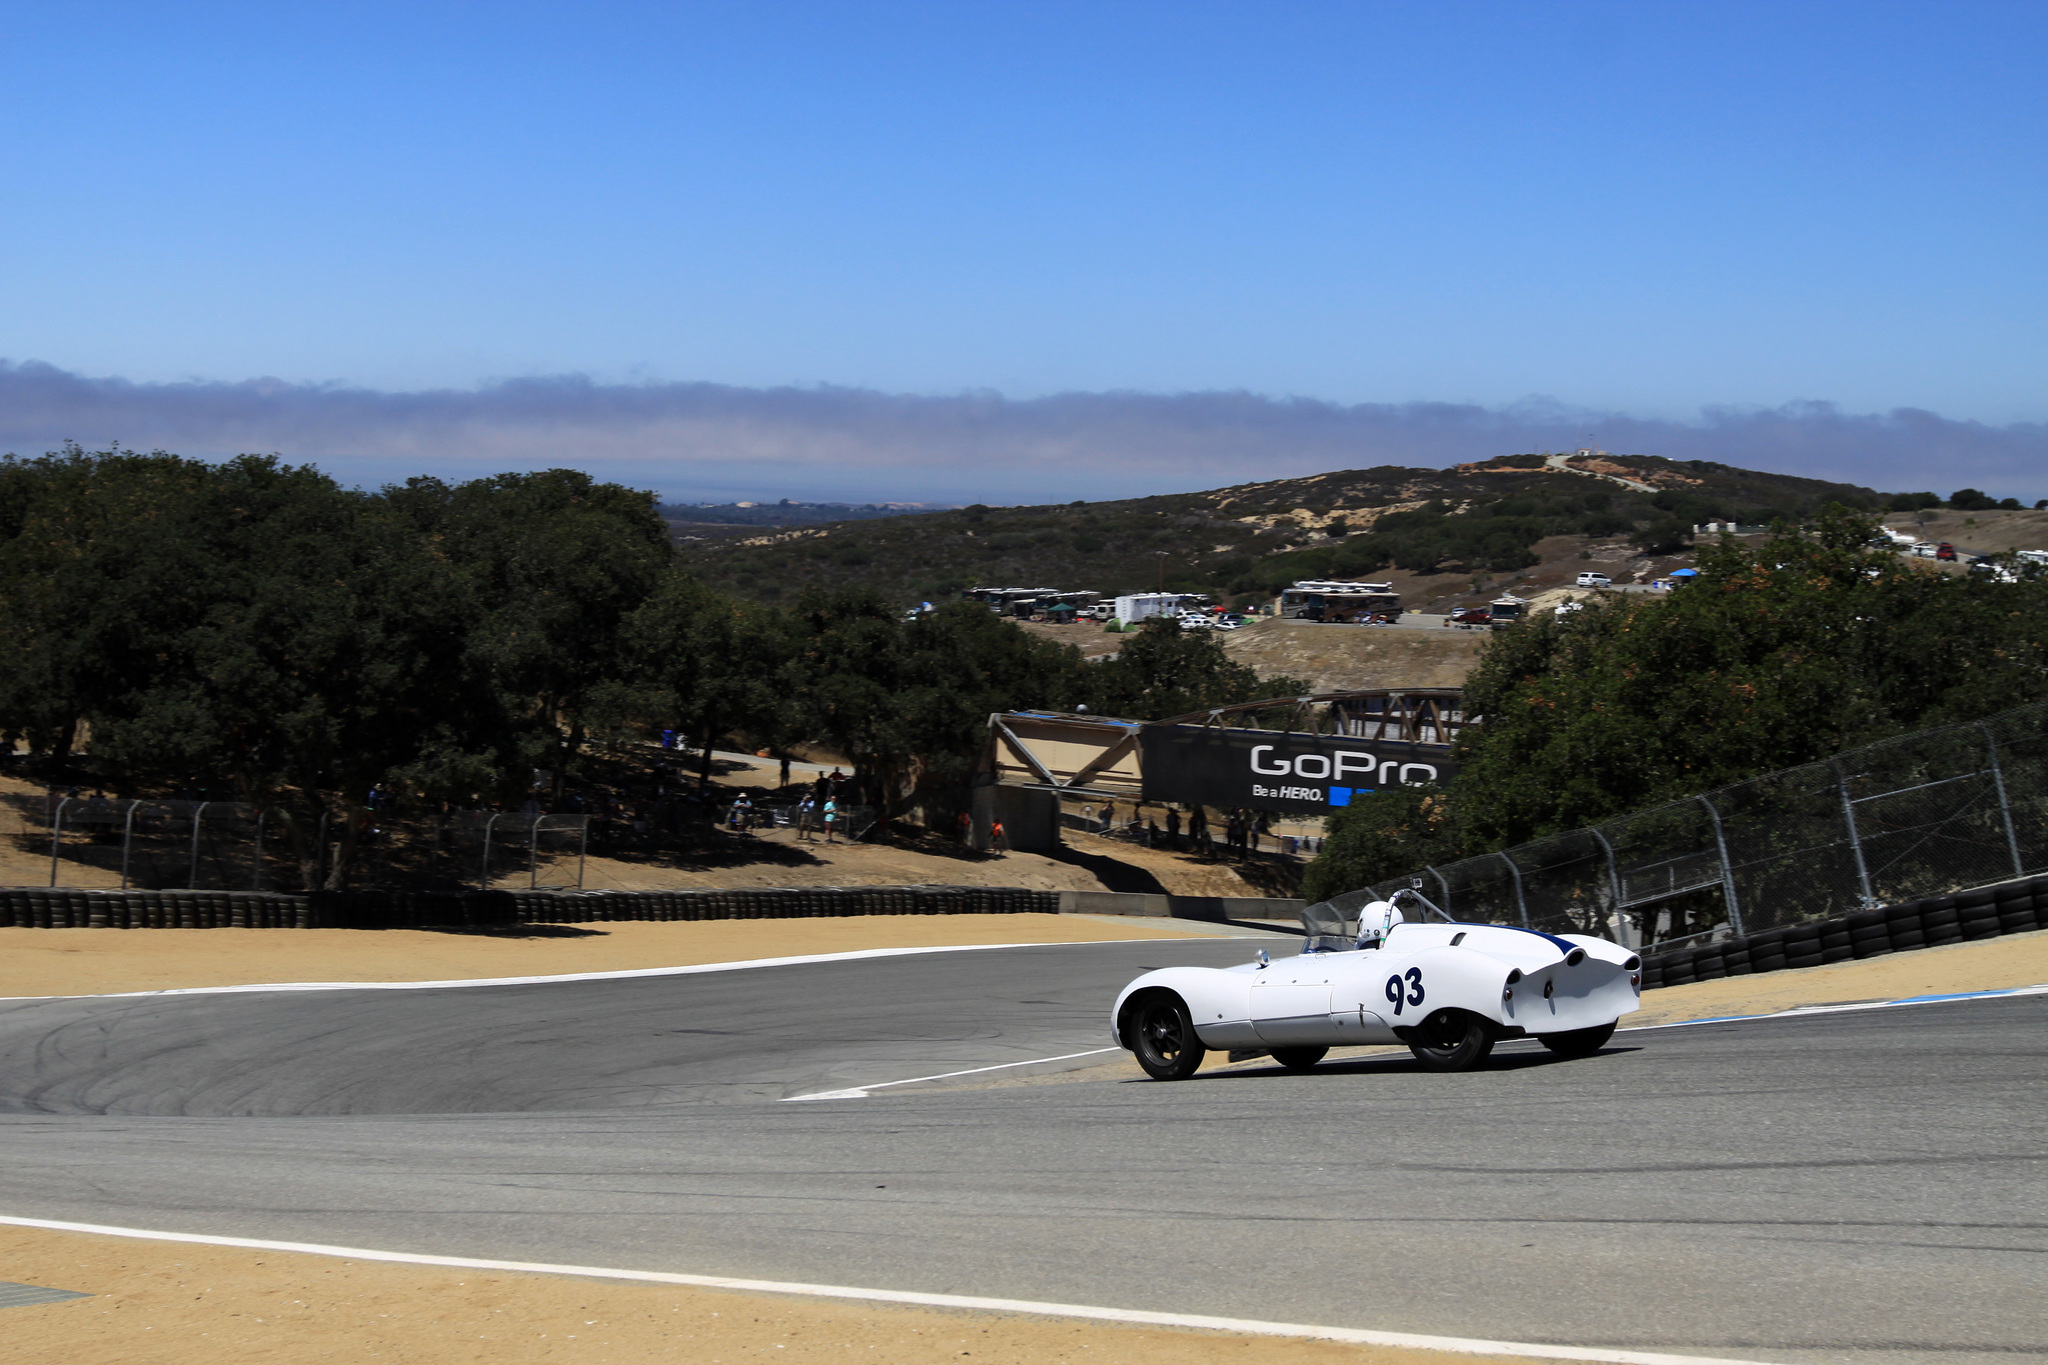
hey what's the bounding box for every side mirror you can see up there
[1254,949,1269,969]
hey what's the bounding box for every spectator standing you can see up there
[1100,801,1115,835]
[1165,807,1182,851]
[1189,806,1210,852]
[990,819,1007,854]
[823,796,838,843]
[796,794,817,840]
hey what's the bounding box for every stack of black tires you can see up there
[1638,875,2048,990]
[0,882,1067,929]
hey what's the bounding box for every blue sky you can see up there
[1,2,2043,501]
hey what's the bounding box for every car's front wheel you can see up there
[1127,993,1206,1081]
[1269,1046,1328,1071]
[1538,1022,1616,1057]
[1406,1009,1496,1072]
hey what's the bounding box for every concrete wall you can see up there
[993,786,1059,853]
[1057,890,1305,922]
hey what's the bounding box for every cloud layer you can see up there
[3,360,2042,504]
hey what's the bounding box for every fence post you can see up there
[120,800,139,890]
[1497,851,1530,927]
[576,816,589,890]
[1426,865,1452,917]
[48,796,71,887]
[1697,793,1744,936]
[252,807,265,891]
[528,817,541,890]
[1831,760,1876,906]
[316,810,330,891]
[1587,825,1626,929]
[480,812,502,891]
[1982,724,2025,879]
[188,802,209,890]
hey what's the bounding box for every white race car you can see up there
[1111,889,1643,1078]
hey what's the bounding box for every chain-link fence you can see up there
[0,787,898,891]
[0,794,592,892]
[709,802,879,842]
[1362,699,2048,949]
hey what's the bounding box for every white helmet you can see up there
[1354,899,1403,948]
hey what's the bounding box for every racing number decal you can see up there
[1384,968,1425,1016]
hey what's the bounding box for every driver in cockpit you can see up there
[1354,899,1402,950]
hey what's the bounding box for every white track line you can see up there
[783,1047,1124,1101]
[0,940,1177,1003]
[1621,982,2048,1031]
[797,981,2048,1098]
[0,1214,1785,1365]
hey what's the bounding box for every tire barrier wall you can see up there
[1636,874,2048,991]
[0,884,1063,929]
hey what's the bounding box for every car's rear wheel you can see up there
[1406,1009,1495,1072]
[1127,993,1205,1081]
[1538,1022,1616,1057]
[1269,1046,1327,1071]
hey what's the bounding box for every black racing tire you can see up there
[1406,1009,1495,1072]
[1269,1046,1328,1072]
[1538,1021,1617,1057]
[1126,992,1206,1081]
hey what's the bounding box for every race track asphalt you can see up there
[0,938,2042,1365]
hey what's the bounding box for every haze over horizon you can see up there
[3,2,2042,503]
[5,359,2044,506]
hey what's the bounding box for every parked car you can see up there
[1912,542,1939,558]
[1936,542,1958,562]
[1446,606,1492,626]
[1574,571,1613,588]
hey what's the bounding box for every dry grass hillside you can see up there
[1218,620,1488,694]
[1880,508,2048,554]
[676,455,1888,609]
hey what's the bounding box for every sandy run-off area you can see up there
[0,913,1210,998]
[0,1221,1545,1365]
[1,920,2039,1365]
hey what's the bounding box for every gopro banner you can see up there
[1139,725,1458,816]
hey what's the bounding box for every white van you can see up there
[1575,571,1613,588]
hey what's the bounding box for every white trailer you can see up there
[1114,592,1202,626]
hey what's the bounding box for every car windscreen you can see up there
[1299,887,1383,937]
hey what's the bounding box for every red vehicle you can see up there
[1936,542,1958,561]
[1446,606,1492,626]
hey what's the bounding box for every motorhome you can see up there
[1278,580,1403,623]
[1114,592,1206,626]
[1487,595,1528,627]
[963,587,1100,618]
